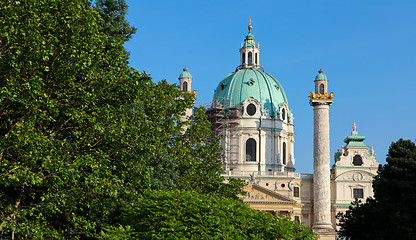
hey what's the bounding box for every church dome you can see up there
[212,68,288,117]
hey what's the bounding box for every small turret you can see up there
[178,66,192,92]
[178,67,193,122]
[314,69,328,94]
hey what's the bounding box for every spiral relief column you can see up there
[309,69,336,240]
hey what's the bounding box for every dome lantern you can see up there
[239,19,262,70]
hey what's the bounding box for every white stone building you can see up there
[178,21,380,239]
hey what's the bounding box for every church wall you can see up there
[222,114,295,174]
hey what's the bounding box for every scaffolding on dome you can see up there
[206,98,241,166]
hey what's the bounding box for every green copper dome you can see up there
[315,69,327,81]
[213,68,288,118]
[179,67,192,79]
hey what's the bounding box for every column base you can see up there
[312,222,333,229]
[312,227,336,240]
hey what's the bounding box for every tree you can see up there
[111,190,318,240]
[94,0,137,44]
[0,0,144,237]
[337,139,416,239]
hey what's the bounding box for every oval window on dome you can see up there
[282,108,286,120]
[247,104,256,116]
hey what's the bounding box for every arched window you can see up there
[248,52,253,65]
[353,155,363,166]
[242,53,245,64]
[183,81,188,92]
[255,53,258,65]
[319,84,325,94]
[282,142,287,165]
[246,138,256,161]
[282,108,286,121]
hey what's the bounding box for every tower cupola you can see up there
[239,19,262,70]
[178,66,192,92]
[314,69,328,94]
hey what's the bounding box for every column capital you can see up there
[310,99,333,107]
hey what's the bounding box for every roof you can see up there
[179,67,192,79]
[315,69,327,81]
[245,32,255,40]
[212,68,288,117]
[344,133,367,147]
[243,33,256,47]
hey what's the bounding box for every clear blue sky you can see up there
[124,0,416,173]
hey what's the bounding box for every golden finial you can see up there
[248,18,253,33]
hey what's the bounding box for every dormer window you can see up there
[282,108,286,121]
[247,103,256,116]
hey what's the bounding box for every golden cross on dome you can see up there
[248,18,253,32]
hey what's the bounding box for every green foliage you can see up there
[95,0,137,44]
[0,0,145,237]
[120,190,317,240]
[98,225,136,240]
[337,139,416,240]
[336,198,387,239]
